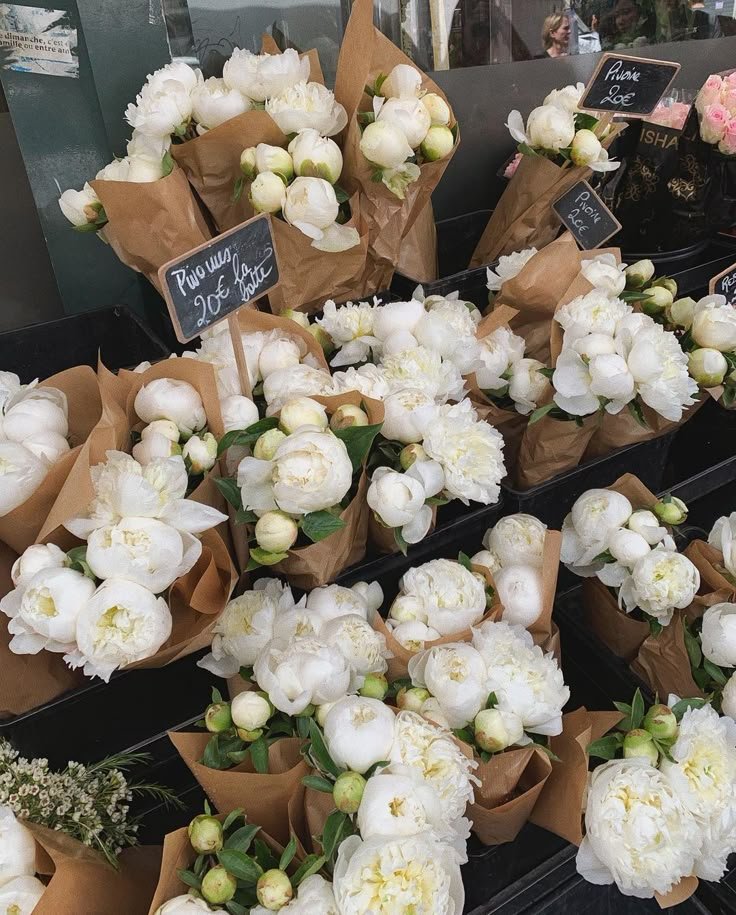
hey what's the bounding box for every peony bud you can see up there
[643,704,678,741]
[389,594,425,623]
[202,865,237,905]
[329,404,369,430]
[250,171,286,214]
[722,671,736,719]
[308,324,335,355]
[236,727,264,742]
[182,432,217,474]
[315,701,338,728]
[399,443,428,470]
[279,396,328,433]
[333,770,367,814]
[254,511,299,553]
[420,126,455,162]
[256,869,293,910]
[608,528,651,565]
[143,419,180,443]
[255,144,294,181]
[474,708,511,753]
[188,815,224,854]
[570,129,602,167]
[625,259,655,289]
[359,673,389,700]
[359,120,414,169]
[688,348,728,387]
[623,729,659,765]
[396,686,430,713]
[642,285,673,315]
[669,297,696,329]
[652,276,678,297]
[205,701,232,733]
[288,129,343,184]
[282,308,310,329]
[654,496,688,525]
[422,93,451,126]
[231,690,272,732]
[240,147,257,178]
[253,428,287,460]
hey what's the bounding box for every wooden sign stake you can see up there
[228,312,252,398]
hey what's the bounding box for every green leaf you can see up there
[249,737,270,773]
[703,658,729,686]
[253,838,279,872]
[587,734,624,760]
[630,689,645,730]
[538,366,555,380]
[223,808,245,832]
[296,716,310,739]
[226,902,248,915]
[575,112,599,132]
[485,691,498,709]
[670,697,707,721]
[217,849,263,883]
[307,719,342,778]
[363,760,389,778]
[227,749,251,765]
[292,854,326,887]
[333,422,383,472]
[211,686,224,704]
[202,735,226,770]
[320,809,349,859]
[457,551,472,572]
[235,507,258,525]
[279,835,298,872]
[394,526,408,556]
[627,399,648,428]
[232,175,245,204]
[225,823,261,854]
[301,510,347,543]
[217,418,279,456]
[334,184,350,204]
[302,775,335,793]
[162,150,175,177]
[683,620,703,670]
[453,728,474,744]
[723,385,736,408]
[648,618,663,638]
[240,666,254,682]
[693,666,712,690]
[374,72,388,95]
[248,547,289,568]
[518,141,540,157]
[193,854,207,878]
[528,402,556,425]
[530,739,561,763]
[215,477,243,511]
[425,495,449,506]
[177,868,202,890]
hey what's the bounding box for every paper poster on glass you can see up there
[0,4,78,78]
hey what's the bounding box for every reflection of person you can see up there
[688,1,723,38]
[600,0,654,50]
[540,13,571,57]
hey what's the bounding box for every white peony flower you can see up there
[691,295,736,352]
[231,691,271,732]
[191,74,251,132]
[333,833,464,915]
[414,299,481,374]
[628,509,668,546]
[359,120,414,169]
[251,874,338,915]
[512,105,575,151]
[381,64,423,100]
[125,76,193,139]
[250,171,287,215]
[367,463,442,545]
[289,129,343,184]
[356,772,445,839]
[376,96,431,148]
[563,488,633,568]
[380,388,437,445]
[469,549,502,578]
[321,614,390,689]
[475,326,526,390]
[323,696,396,773]
[494,565,544,628]
[86,517,201,593]
[0,807,36,886]
[155,894,224,914]
[279,396,328,434]
[10,543,66,590]
[723,673,736,720]
[380,346,465,404]
[423,93,451,126]
[660,704,736,881]
[700,603,736,668]
[408,643,489,728]
[2,567,96,655]
[263,364,334,415]
[198,579,295,677]
[421,400,506,504]
[486,248,538,292]
[484,514,546,569]
[472,620,569,736]
[66,578,172,680]
[317,300,379,367]
[508,357,551,415]
[266,81,347,136]
[553,348,634,417]
[577,758,701,898]
[372,299,424,341]
[709,511,736,577]
[619,548,700,625]
[283,177,339,239]
[254,144,294,181]
[556,289,631,343]
[0,876,45,914]
[389,619,442,652]
[331,364,389,401]
[3,394,67,444]
[608,528,651,565]
[254,636,352,715]
[237,427,352,516]
[134,379,206,438]
[306,582,379,626]
[544,82,585,112]
[143,61,198,96]
[222,47,309,102]
[221,394,260,434]
[580,254,626,297]
[399,558,487,636]
[58,182,102,227]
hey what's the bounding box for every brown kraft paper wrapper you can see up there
[171,41,325,233]
[91,168,212,294]
[28,821,161,915]
[266,192,370,315]
[287,779,337,860]
[148,814,284,914]
[169,732,308,846]
[0,541,85,718]
[469,124,625,267]
[267,392,384,589]
[529,707,624,845]
[366,503,437,556]
[395,201,438,283]
[335,0,458,294]
[685,538,736,594]
[0,366,103,555]
[470,746,552,845]
[515,410,600,490]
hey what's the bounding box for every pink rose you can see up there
[718,117,736,156]
[724,72,736,88]
[503,152,522,180]
[701,103,729,145]
[649,101,691,130]
[722,85,736,116]
[696,74,724,114]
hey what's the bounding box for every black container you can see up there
[663,399,736,503]
[0,306,169,382]
[502,431,675,530]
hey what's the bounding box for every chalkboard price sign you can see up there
[158,213,279,343]
[709,260,736,306]
[553,180,621,250]
[580,53,680,117]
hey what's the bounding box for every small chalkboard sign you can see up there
[580,53,680,117]
[553,180,621,250]
[158,213,279,343]
[710,260,736,305]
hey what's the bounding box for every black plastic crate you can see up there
[663,399,736,503]
[0,306,169,381]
